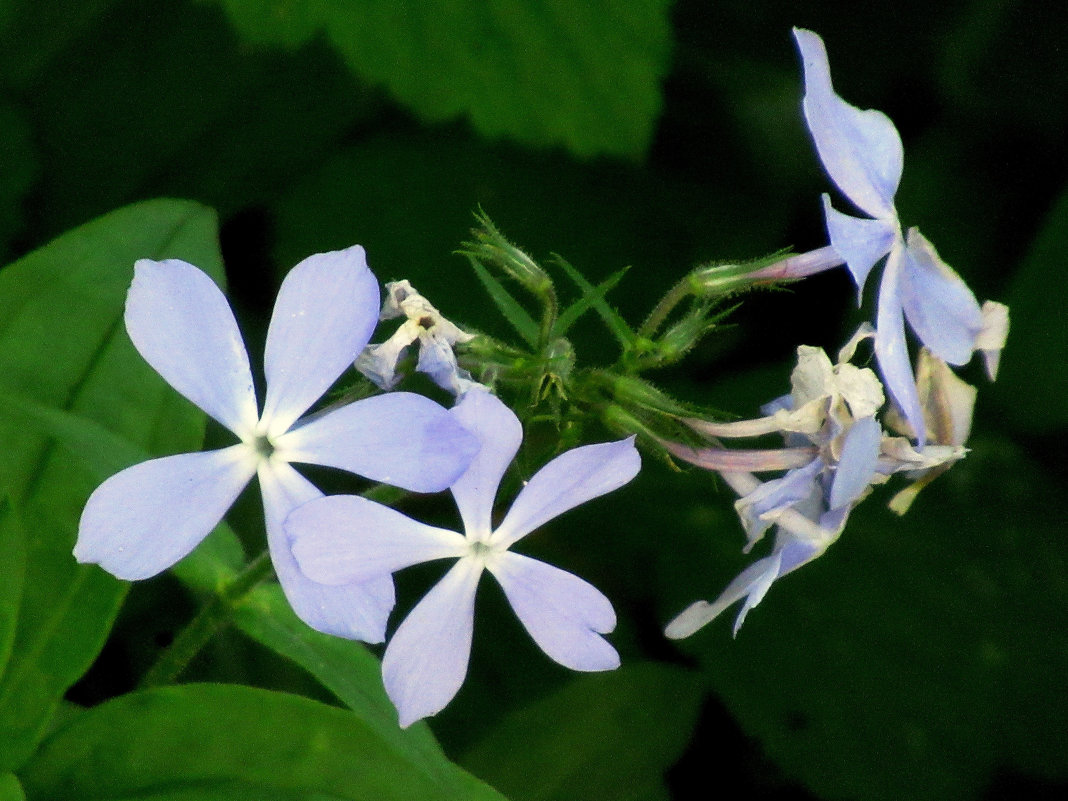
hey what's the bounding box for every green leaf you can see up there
[208,0,671,158]
[230,584,449,772]
[468,257,540,347]
[662,434,1068,800]
[0,773,25,801]
[552,266,629,339]
[551,254,636,348]
[0,500,25,681]
[0,199,224,770]
[20,684,508,800]
[461,663,703,801]
[989,182,1068,432]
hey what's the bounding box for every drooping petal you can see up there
[448,389,523,539]
[124,259,259,439]
[874,247,926,444]
[259,461,395,643]
[828,416,882,510]
[383,557,483,727]
[492,437,641,549]
[664,553,782,639]
[734,459,822,548]
[822,196,898,299]
[354,324,418,390]
[260,246,380,437]
[288,494,466,585]
[900,229,984,366]
[75,445,256,580]
[795,28,904,220]
[277,392,478,493]
[487,552,619,671]
[416,333,479,396]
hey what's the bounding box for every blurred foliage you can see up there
[0,0,1065,799]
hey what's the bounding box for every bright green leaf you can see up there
[20,684,508,800]
[0,500,25,680]
[0,773,25,801]
[462,663,703,801]
[208,0,672,158]
[231,584,451,773]
[0,199,224,770]
[551,263,631,342]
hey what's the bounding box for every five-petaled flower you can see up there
[287,388,640,726]
[795,27,1008,445]
[74,248,477,642]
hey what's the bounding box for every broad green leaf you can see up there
[461,663,703,801]
[0,0,117,90]
[208,0,672,158]
[0,199,224,770]
[0,773,25,801]
[231,584,449,772]
[660,434,1068,800]
[20,684,508,800]
[17,0,372,238]
[0,500,24,679]
[989,182,1068,432]
[551,255,635,347]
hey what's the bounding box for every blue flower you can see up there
[74,248,477,642]
[794,28,1001,444]
[287,389,641,726]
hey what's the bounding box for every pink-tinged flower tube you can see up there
[795,27,1007,444]
[288,389,640,727]
[74,248,478,643]
[664,328,966,636]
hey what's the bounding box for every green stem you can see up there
[638,276,694,339]
[138,550,273,689]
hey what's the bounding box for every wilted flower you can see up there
[74,249,477,642]
[795,27,1006,444]
[355,279,479,396]
[663,327,966,635]
[288,388,640,726]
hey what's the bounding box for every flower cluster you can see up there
[794,28,1008,445]
[71,25,1012,729]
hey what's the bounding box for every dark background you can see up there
[3,1,1065,799]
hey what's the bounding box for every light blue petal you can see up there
[665,553,783,639]
[125,259,259,439]
[493,436,641,549]
[795,28,903,220]
[449,389,523,539]
[828,416,882,510]
[288,494,466,585]
[875,248,927,444]
[75,446,256,580]
[823,195,897,300]
[417,335,476,396]
[736,459,822,547]
[278,392,478,493]
[900,229,984,366]
[383,557,483,727]
[487,551,619,671]
[259,461,395,643]
[260,246,381,437]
